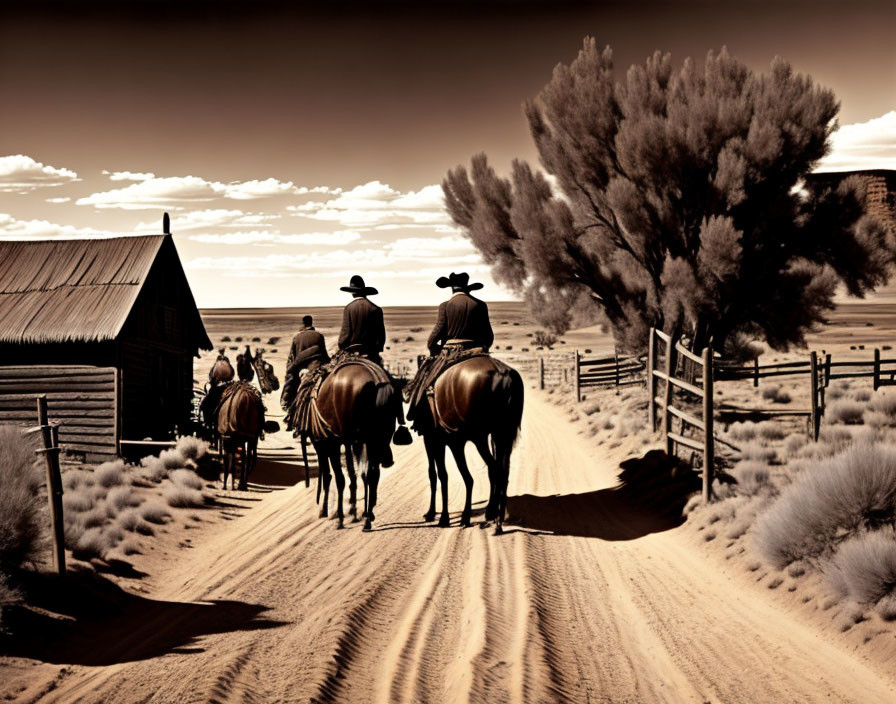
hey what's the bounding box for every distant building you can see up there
[0,234,212,460]
[805,169,896,227]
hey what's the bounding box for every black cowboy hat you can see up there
[436,271,483,292]
[340,274,379,296]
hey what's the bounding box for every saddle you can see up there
[217,381,266,439]
[405,346,489,417]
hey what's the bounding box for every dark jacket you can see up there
[287,327,330,370]
[427,292,494,354]
[338,297,385,355]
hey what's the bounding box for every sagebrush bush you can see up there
[761,386,792,404]
[825,529,896,605]
[582,400,600,416]
[95,460,128,487]
[826,381,852,402]
[870,393,896,418]
[756,421,786,441]
[740,442,777,463]
[170,469,203,491]
[755,443,896,568]
[826,401,864,425]
[164,486,205,508]
[140,501,171,524]
[0,426,44,580]
[175,436,208,462]
[107,486,141,512]
[733,461,772,497]
[783,433,807,457]
[62,489,95,514]
[728,421,757,441]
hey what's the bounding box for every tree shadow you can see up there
[0,571,287,666]
[250,456,318,487]
[506,449,700,540]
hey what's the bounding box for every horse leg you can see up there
[363,458,381,532]
[345,444,359,522]
[431,437,450,528]
[316,442,332,518]
[301,434,310,488]
[222,447,232,490]
[238,440,251,491]
[448,438,474,528]
[329,450,345,529]
[422,433,439,522]
[473,436,498,523]
[494,436,513,536]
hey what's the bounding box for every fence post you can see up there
[538,357,545,390]
[574,349,581,402]
[874,348,880,391]
[702,346,714,503]
[663,338,676,457]
[753,357,759,388]
[824,353,832,388]
[809,352,820,441]
[647,328,656,431]
[36,395,65,576]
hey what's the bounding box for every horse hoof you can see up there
[460,514,472,528]
[352,514,361,523]
[423,511,436,522]
[363,519,373,532]
[479,520,492,530]
[336,520,344,530]
[438,515,451,528]
[319,509,328,519]
[494,525,504,536]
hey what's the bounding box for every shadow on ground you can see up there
[507,449,700,540]
[0,570,287,666]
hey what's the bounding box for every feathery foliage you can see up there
[443,40,893,351]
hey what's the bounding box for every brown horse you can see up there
[311,363,402,531]
[217,381,265,491]
[415,357,523,534]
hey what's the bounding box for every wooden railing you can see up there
[647,329,714,503]
[574,351,645,401]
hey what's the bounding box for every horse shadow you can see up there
[0,570,287,666]
[506,449,700,540]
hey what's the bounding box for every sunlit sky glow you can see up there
[1,1,893,307]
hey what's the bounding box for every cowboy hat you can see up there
[340,274,379,296]
[435,271,483,292]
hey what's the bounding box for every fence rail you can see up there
[575,351,645,400]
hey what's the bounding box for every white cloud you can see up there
[0,155,79,193]
[187,230,362,246]
[0,213,117,239]
[79,173,341,209]
[292,180,450,228]
[135,208,279,232]
[45,197,71,203]
[816,111,896,172]
[103,170,156,181]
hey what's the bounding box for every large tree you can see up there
[443,40,893,353]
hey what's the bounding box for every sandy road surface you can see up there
[15,390,896,703]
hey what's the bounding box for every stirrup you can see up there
[393,425,412,446]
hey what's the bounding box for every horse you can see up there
[311,362,403,531]
[217,381,265,491]
[414,356,524,534]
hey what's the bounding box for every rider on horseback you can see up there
[406,272,494,423]
[336,275,385,364]
[281,315,330,413]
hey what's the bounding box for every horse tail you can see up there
[491,364,524,450]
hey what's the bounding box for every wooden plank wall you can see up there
[0,365,118,461]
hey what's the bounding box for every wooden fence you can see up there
[647,329,714,502]
[574,351,645,401]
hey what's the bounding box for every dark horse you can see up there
[415,357,523,534]
[217,381,265,491]
[311,363,401,531]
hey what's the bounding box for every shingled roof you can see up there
[0,234,211,348]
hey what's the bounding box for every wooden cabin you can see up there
[0,234,212,461]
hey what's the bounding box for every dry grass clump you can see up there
[138,438,211,483]
[728,421,757,442]
[582,400,601,416]
[170,469,204,491]
[739,442,777,463]
[0,427,44,606]
[825,529,896,606]
[826,381,852,402]
[869,392,896,419]
[140,501,172,524]
[107,486,142,512]
[755,421,786,441]
[783,433,807,457]
[825,400,864,425]
[95,459,128,487]
[164,486,205,508]
[755,443,896,569]
[732,461,772,497]
[71,526,123,562]
[761,385,791,404]
[117,509,155,536]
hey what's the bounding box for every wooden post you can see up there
[538,357,545,390]
[647,328,656,431]
[614,353,620,387]
[663,338,676,457]
[824,353,832,388]
[36,395,65,576]
[574,349,581,402]
[874,348,881,391]
[753,356,759,388]
[809,352,819,441]
[702,346,714,503]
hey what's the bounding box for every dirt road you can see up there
[15,390,896,703]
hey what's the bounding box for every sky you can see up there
[1,0,894,308]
